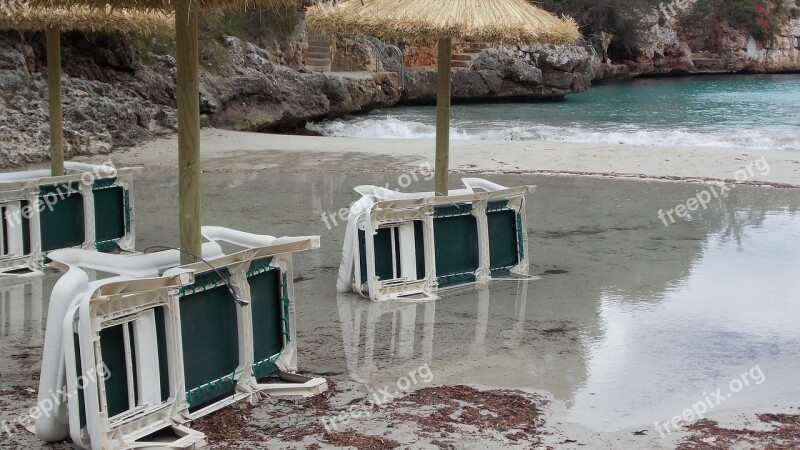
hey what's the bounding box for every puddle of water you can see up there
[1,169,798,433]
[0,274,56,382]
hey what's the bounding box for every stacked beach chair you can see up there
[0,163,327,449]
[36,227,326,449]
[0,162,135,274]
[338,177,534,301]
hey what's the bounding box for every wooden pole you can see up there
[176,0,202,263]
[45,28,64,177]
[434,38,452,196]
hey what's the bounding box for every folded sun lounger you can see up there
[338,177,534,302]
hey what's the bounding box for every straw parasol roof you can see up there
[306,0,582,45]
[0,6,173,34]
[26,0,294,12]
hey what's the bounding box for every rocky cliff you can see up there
[400,46,593,104]
[596,3,800,76]
[0,25,593,168]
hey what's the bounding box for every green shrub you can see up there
[791,7,800,17]
[750,23,768,40]
[680,0,786,42]
[728,0,757,24]
[200,5,299,43]
[128,34,177,59]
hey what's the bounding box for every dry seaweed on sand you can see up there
[387,385,547,442]
[191,403,258,443]
[678,413,800,449]
[322,431,401,450]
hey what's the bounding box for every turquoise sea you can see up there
[307,74,800,151]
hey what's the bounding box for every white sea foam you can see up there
[306,117,800,151]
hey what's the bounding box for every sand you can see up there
[101,128,800,187]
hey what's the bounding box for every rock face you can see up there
[629,10,696,74]
[398,46,593,104]
[0,31,400,167]
[734,18,800,72]
[0,33,177,168]
[333,37,587,102]
[604,7,800,76]
[200,36,400,131]
[331,34,385,72]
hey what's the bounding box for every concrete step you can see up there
[307,50,331,58]
[692,58,726,70]
[451,54,473,61]
[691,52,719,59]
[693,58,724,64]
[307,57,332,65]
[308,36,331,44]
[307,65,331,72]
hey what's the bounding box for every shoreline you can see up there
[79,128,800,187]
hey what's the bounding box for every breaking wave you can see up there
[306,117,800,151]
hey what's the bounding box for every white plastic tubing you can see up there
[0,162,116,183]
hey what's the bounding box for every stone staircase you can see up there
[306,33,332,72]
[691,52,727,71]
[724,51,735,71]
[451,43,490,68]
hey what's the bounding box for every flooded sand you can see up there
[1,167,799,447]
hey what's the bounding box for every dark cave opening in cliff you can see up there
[607,39,639,65]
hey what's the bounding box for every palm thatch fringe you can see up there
[0,5,174,34]
[306,0,581,45]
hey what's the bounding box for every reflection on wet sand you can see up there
[337,281,529,384]
[0,274,48,381]
[0,276,43,338]
[0,169,797,434]
[337,294,434,384]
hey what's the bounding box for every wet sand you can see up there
[1,133,799,449]
[109,128,800,186]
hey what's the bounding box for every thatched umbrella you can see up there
[307,0,581,195]
[0,6,173,177]
[28,0,292,263]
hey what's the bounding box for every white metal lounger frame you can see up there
[38,227,326,450]
[346,178,534,302]
[173,238,327,423]
[65,272,205,450]
[0,163,136,273]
